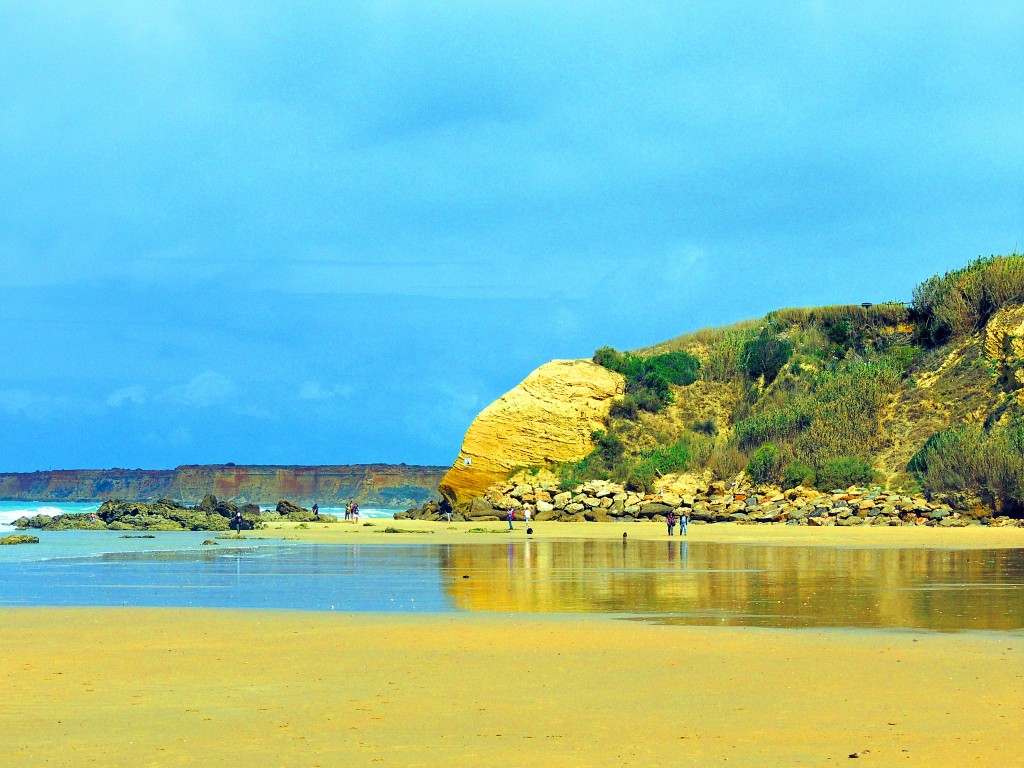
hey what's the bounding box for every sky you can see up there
[1,1,1022,472]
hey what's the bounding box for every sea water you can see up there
[0,530,448,611]
[0,501,395,532]
[0,501,101,530]
[2,533,1024,631]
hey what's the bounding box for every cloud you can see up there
[0,388,52,417]
[106,385,146,407]
[298,381,354,401]
[159,372,236,408]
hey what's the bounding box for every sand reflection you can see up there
[439,540,1024,631]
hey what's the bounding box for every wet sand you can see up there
[2,608,1021,767]
[254,516,1024,549]
[6,524,1023,765]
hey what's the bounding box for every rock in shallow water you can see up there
[0,534,40,545]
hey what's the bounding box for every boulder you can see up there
[276,499,305,516]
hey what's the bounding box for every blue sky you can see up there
[1,1,1021,471]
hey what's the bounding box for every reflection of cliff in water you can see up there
[440,541,1024,631]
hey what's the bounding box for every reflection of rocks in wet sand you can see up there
[439,540,1024,631]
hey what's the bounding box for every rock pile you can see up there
[402,480,1024,527]
[14,495,334,532]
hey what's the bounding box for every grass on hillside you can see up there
[549,254,1024,505]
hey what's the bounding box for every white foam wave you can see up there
[0,509,41,527]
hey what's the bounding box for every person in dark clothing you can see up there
[667,510,676,536]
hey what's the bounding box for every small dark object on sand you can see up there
[462,575,469,579]
[622,532,627,538]
[526,527,533,535]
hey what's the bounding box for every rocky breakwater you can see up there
[437,359,625,509]
[404,479,1024,527]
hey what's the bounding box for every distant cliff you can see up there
[0,464,446,507]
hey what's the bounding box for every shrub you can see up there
[708,442,747,480]
[881,344,922,376]
[816,456,875,490]
[691,418,717,436]
[913,254,1024,345]
[909,424,1024,512]
[791,358,902,466]
[782,460,816,490]
[641,441,692,475]
[557,454,609,489]
[735,404,811,448]
[740,327,793,383]
[592,430,625,464]
[609,396,639,420]
[746,444,781,484]
[593,346,625,370]
[646,351,701,386]
[632,387,667,413]
[625,465,657,492]
[701,328,756,382]
[906,431,948,475]
[593,346,700,412]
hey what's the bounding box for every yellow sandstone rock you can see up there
[438,360,625,507]
[984,303,1024,393]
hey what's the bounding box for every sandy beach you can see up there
[4,523,1023,766]
[1,607,1021,767]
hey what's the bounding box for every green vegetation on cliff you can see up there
[552,253,1024,515]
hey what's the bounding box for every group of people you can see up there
[344,500,360,522]
[507,507,532,530]
[665,510,688,536]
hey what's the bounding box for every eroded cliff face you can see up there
[438,359,625,507]
[0,465,446,507]
[984,303,1024,396]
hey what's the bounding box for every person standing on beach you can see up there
[351,501,359,523]
[524,506,532,528]
[667,510,676,536]
[312,503,319,518]
[507,507,515,530]
[234,509,243,535]
[680,510,688,536]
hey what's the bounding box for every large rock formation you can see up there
[0,464,446,507]
[984,303,1024,395]
[438,359,625,507]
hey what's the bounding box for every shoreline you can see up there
[249,517,1024,549]
[2,607,1021,767]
